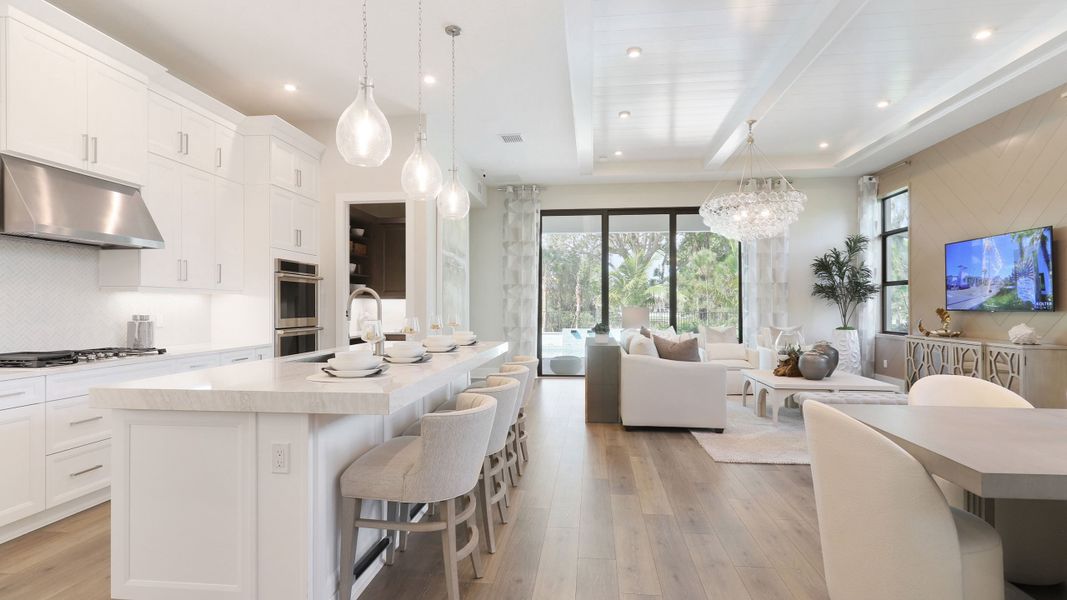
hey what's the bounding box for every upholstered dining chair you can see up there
[338,393,497,600]
[405,376,521,553]
[805,401,1004,600]
[504,355,538,474]
[910,375,1066,586]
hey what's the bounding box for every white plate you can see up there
[319,364,390,378]
[456,339,478,346]
[424,345,457,353]
[384,354,432,364]
[306,371,390,383]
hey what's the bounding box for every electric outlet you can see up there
[882,359,888,369]
[271,443,290,474]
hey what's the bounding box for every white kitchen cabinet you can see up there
[86,58,147,184]
[263,137,318,199]
[45,439,111,509]
[5,19,87,169]
[4,20,147,185]
[214,126,244,182]
[214,178,245,291]
[138,155,183,287]
[268,186,318,256]
[179,167,216,289]
[45,395,111,455]
[295,150,318,198]
[147,91,223,174]
[0,403,47,528]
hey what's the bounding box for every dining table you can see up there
[835,404,1067,598]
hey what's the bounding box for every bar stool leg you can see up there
[339,496,362,600]
[465,493,485,579]
[384,502,399,565]
[398,502,410,552]
[494,451,510,524]
[441,498,461,600]
[479,457,497,553]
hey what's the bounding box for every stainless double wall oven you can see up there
[275,258,323,356]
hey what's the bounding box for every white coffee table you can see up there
[740,369,899,424]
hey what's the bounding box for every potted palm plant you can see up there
[811,235,879,374]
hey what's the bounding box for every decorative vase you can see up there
[774,326,805,358]
[799,351,833,380]
[832,329,861,375]
[810,341,839,377]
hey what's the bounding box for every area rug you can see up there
[691,397,809,465]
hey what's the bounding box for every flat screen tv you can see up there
[945,226,1054,312]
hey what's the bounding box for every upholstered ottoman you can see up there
[794,391,909,407]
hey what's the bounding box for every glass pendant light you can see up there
[437,25,470,220]
[400,0,443,199]
[336,0,392,167]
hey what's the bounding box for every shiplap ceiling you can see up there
[45,0,1067,184]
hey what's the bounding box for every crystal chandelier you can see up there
[699,120,806,241]
[437,25,470,220]
[400,0,443,199]
[336,0,392,167]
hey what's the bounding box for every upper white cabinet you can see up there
[248,136,319,200]
[268,186,318,256]
[214,126,244,183]
[147,92,231,175]
[214,178,245,291]
[4,19,147,185]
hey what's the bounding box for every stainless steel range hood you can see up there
[0,155,163,249]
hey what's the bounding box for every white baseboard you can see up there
[0,487,111,544]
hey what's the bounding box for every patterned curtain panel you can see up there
[502,185,541,359]
[741,234,789,347]
[857,176,881,376]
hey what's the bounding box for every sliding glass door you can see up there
[538,208,740,376]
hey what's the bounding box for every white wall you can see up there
[0,236,213,352]
[469,177,858,347]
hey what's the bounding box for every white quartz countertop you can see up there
[89,341,508,415]
[0,341,270,383]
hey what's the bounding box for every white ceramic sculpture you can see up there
[1008,323,1040,345]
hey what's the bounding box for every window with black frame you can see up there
[881,189,909,333]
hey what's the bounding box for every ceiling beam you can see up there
[563,0,594,176]
[702,0,870,171]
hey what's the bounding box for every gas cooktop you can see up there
[0,347,167,368]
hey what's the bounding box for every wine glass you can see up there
[361,320,384,354]
[447,314,461,332]
[429,315,443,334]
[402,316,421,338]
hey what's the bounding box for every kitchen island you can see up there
[90,341,507,600]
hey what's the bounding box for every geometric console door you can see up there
[906,335,1067,408]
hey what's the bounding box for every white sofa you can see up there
[703,344,762,395]
[620,353,727,431]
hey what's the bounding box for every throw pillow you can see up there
[620,328,641,352]
[705,342,749,361]
[629,334,659,357]
[652,334,701,362]
[640,326,678,341]
[699,324,737,344]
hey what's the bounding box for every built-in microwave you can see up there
[275,259,322,329]
[276,326,322,357]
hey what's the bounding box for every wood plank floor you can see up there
[0,377,829,600]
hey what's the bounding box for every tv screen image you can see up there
[945,226,1054,312]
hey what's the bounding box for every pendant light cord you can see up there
[450,28,457,173]
[416,0,423,128]
[362,0,369,78]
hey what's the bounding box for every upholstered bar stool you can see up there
[338,393,497,600]
[403,377,520,553]
[453,364,531,489]
[504,355,538,474]
[910,375,1067,586]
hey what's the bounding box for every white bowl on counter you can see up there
[388,342,425,358]
[328,351,381,371]
[452,331,477,345]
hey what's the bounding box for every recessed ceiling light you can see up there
[283,83,298,92]
[618,110,631,119]
[876,100,890,109]
[626,47,642,58]
[819,141,829,149]
[423,74,437,85]
[973,29,993,41]
[614,150,623,156]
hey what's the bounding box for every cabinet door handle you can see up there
[70,464,104,478]
[177,131,184,154]
[231,357,249,363]
[69,415,104,426]
[82,134,89,161]
[217,147,223,168]
[178,259,183,281]
[0,390,26,399]
[217,264,222,284]
[91,137,98,163]
[183,133,190,156]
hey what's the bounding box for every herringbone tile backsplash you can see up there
[0,236,212,352]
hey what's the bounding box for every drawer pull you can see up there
[0,390,27,399]
[69,415,104,426]
[231,357,249,362]
[70,464,104,478]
